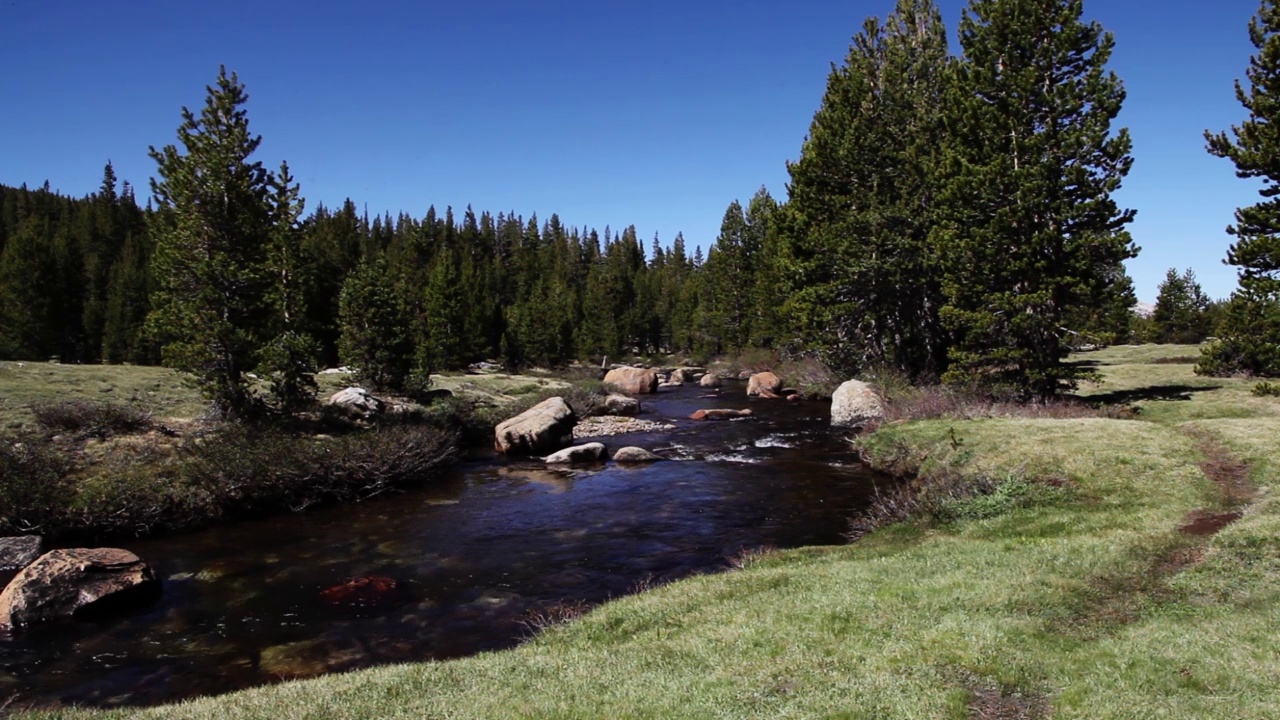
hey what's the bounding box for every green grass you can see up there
[16,345,1280,719]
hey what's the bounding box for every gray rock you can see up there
[699,372,722,388]
[603,394,641,416]
[545,442,607,465]
[495,397,577,455]
[831,379,886,428]
[669,368,691,385]
[0,536,43,572]
[612,447,665,463]
[326,387,384,417]
[0,548,161,628]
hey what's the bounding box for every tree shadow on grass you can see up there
[1074,383,1222,406]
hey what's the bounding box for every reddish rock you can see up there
[747,372,783,399]
[690,408,754,421]
[320,576,402,609]
[604,367,660,395]
[0,548,160,628]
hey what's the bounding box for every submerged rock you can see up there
[690,409,754,421]
[603,367,659,395]
[831,380,886,428]
[613,447,665,464]
[0,536,44,573]
[494,397,577,455]
[0,548,161,628]
[545,442,607,465]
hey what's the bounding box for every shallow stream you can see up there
[0,381,883,707]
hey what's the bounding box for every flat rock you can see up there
[613,447,665,463]
[495,397,577,455]
[690,408,754,421]
[0,536,44,572]
[0,548,161,628]
[545,442,607,465]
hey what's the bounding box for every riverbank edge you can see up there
[13,346,1280,718]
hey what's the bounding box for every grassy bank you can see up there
[15,346,1280,718]
[0,363,591,542]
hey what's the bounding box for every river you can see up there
[0,381,883,708]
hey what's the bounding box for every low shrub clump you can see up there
[776,357,841,399]
[503,380,610,419]
[882,384,1135,422]
[1251,380,1280,397]
[0,423,459,540]
[29,400,152,437]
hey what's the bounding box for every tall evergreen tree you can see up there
[1152,268,1211,344]
[338,258,416,392]
[937,0,1136,398]
[146,67,278,417]
[782,0,951,377]
[1199,0,1280,376]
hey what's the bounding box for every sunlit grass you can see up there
[16,345,1280,719]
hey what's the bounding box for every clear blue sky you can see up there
[0,0,1269,302]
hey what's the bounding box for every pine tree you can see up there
[937,0,1136,398]
[338,258,415,392]
[0,217,61,359]
[1199,0,1280,377]
[782,0,951,377]
[1152,268,1211,344]
[146,67,277,417]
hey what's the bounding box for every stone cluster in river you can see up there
[573,416,675,438]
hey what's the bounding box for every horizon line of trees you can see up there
[8,0,1280,415]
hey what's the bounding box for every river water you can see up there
[0,382,882,708]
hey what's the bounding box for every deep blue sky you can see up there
[0,0,1269,301]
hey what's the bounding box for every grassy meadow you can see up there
[12,345,1280,718]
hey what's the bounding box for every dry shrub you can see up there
[0,434,74,534]
[725,545,780,570]
[776,358,841,399]
[883,385,1134,423]
[521,599,593,637]
[30,400,152,438]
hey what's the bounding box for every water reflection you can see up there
[0,383,880,707]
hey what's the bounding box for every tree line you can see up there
[5,0,1280,415]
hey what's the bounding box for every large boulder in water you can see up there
[604,367,659,395]
[699,372,722,389]
[747,372,783,398]
[613,447,665,463]
[544,442,607,465]
[0,536,44,572]
[0,548,160,628]
[494,397,577,455]
[831,380,886,428]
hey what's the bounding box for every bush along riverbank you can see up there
[9,344,1280,719]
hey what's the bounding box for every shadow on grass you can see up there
[1075,384,1222,406]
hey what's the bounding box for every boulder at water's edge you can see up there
[746,372,783,398]
[495,397,577,455]
[603,394,641,416]
[0,548,160,628]
[604,367,659,395]
[831,380,886,428]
